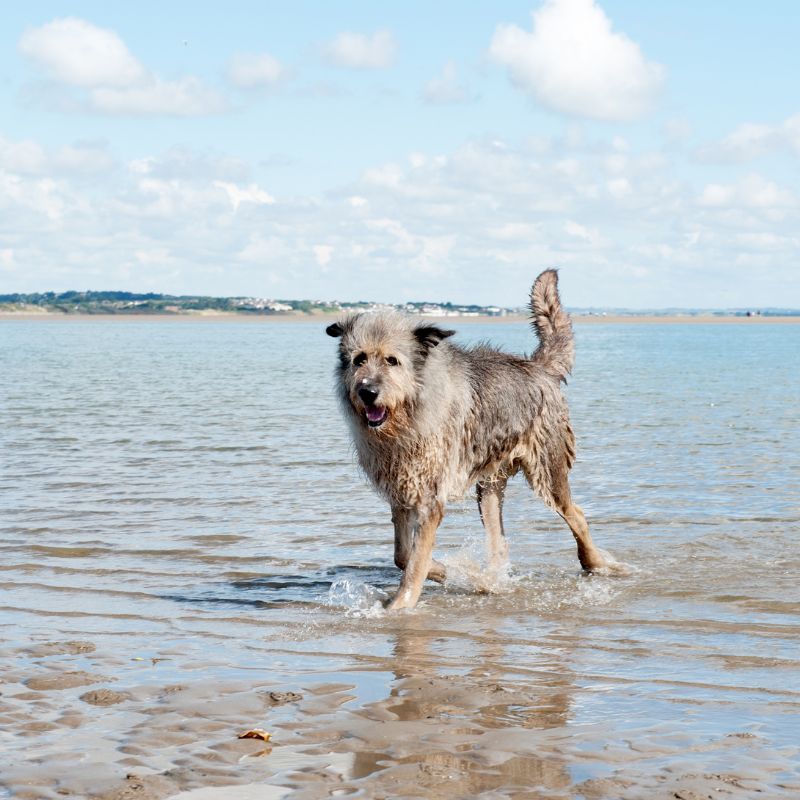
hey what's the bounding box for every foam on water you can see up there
[522,570,621,612]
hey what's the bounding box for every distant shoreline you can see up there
[1,311,798,324]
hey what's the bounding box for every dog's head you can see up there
[326,313,454,434]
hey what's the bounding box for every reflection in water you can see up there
[347,617,574,795]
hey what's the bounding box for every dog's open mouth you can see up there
[365,405,387,428]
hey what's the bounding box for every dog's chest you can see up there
[358,436,456,507]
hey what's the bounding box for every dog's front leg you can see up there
[392,506,446,585]
[386,506,443,611]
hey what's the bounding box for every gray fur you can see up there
[327,268,609,610]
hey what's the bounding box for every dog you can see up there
[326,269,610,610]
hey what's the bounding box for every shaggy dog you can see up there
[326,269,610,610]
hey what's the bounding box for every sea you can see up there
[0,318,798,798]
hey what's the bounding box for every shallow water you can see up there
[1,319,798,799]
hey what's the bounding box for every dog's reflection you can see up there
[348,615,575,794]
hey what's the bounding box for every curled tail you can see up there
[529,269,574,382]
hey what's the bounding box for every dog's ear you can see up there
[326,322,344,338]
[414,324,455,349]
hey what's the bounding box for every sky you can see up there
[1,1,799,308]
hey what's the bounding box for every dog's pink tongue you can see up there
[366,405,385,423]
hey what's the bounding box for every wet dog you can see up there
[326,270,610,610]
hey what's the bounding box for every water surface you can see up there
[1,319,798,798]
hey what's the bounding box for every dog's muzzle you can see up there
[358,386,387,428]
[358,386,378,405]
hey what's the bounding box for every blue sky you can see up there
[1,1,799,307]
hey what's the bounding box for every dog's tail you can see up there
[529,269,574,382]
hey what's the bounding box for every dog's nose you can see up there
[358,386,379,405]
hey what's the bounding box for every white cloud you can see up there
[422,61,470,105]
[663,118,692,145]
[488,0,664,121]
[0,135,114,176]
[213,181,275,211]
[564,220,603,245]
[18,17,146,87]
[323,29,396,70]
[695,114,800,162]
[226,53,287,88]
[129,148,249,182]
[487,222,542,241]
[696,174,796,210]
[0,173,72,222]
[90,77,227,116]
[607,177,632,199]
[313,244,333,266]
[697,183,733,208]
[1,248,16,269]
[52,143,116,174]
[19,18,225,116]
[0,136,47,174]
[238,234,293,265]
[2,132,800,307]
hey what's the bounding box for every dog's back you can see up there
[442,271,577,503]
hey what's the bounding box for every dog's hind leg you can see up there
[547,464,607,572]
[386,506,444,610]
[476,475,509,571]
[392,506,446,584]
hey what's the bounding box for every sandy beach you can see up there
[3,632,795,800]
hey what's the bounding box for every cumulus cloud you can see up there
[18,17,146,87]
[2,131,799,307]
[488,0,664,121]
[226,53,287,88]
[696,174,797,210]
[213,181,275,211]
[90,77,227,116]
[0,135,115,176]
[323,29,396,69]
[695,114,800,162]
[422,61,471,105]
[313,244,334,266]
[129,148,250,182]
[19,17,226,116]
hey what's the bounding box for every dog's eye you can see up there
[353,352,367,367]
[386,356,399,366]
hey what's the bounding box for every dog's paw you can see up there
[383,590,419,612]
[587,550,634,577]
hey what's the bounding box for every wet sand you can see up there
[3,631,797,800]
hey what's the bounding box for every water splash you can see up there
[442,538,519,595]
[326,578,388,618]
[592,548,636,577]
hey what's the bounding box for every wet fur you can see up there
[326,269,608,610]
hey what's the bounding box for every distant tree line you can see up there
[0,291,335,315]
[0,291,167,303]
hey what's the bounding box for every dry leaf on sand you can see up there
[238,728,272,741]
